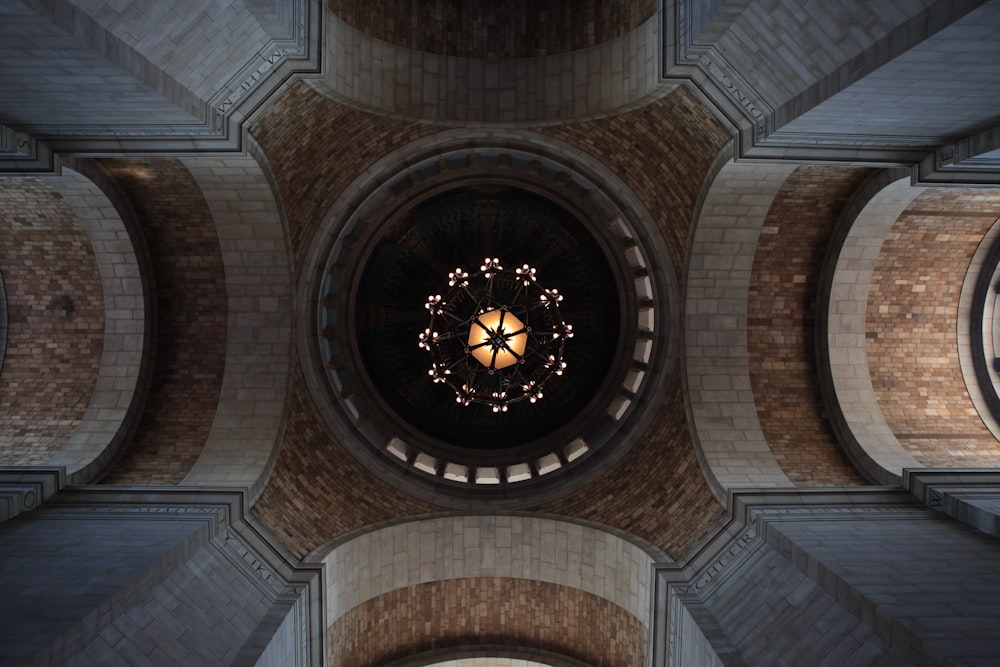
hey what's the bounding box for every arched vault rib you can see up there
[819,177,923,485]
[685,159,793,499]
[180,154,292,501]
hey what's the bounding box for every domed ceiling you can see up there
[248,80,731,556]
[308,128,675,503]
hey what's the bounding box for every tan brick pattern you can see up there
[250,85,729,560]
[99,158,227,484]
[867,189,1000,467]
[748,166,870,486]
[328,0,656,58]
[0,178,104,462]
[327,577,645,667]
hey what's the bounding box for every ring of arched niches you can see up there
[308,140,674,506]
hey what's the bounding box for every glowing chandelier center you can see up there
[469,309,527,370]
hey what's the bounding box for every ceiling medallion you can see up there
[418,257,573,413]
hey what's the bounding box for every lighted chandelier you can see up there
[418,257,573,412]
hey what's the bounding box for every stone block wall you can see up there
[690,541,910,665]
[0,1,202,137]
[0,491,317,667]
[780,2,1000,144]
[72,542,273,666]
[1,0,309,148]
[0,508,205,664]
[771,510,1000,663]
[662,496,1000,666]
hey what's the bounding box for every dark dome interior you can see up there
[355,187,620,450]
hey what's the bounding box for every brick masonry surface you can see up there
[249,83,728,559]
[867,189,1000,467]
[327,0,656,58]
[327,577,645,667]
[540,89,730,285]
[99,158,227,484]
[248,82,440,269]
[0,177,103,463]
[250,365,442,553]
[748,166,870,486]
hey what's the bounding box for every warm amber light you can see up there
[468,309,527,370]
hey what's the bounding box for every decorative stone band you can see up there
[0,467,64,524]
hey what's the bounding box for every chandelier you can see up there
[418,258,573,412]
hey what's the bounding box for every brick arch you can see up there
[329,578,644,667]
[97,158,228,485]
[179,154,293,502]
[316,2,665,123]
[821,178,1000,482]
[46,167,150,483]
[746,165,872,487]
[866,189,1000,468]
[0,270,6,375]
[328,0,657,58]
[960,215,1000,442]
[819,175,925,485]
[0,175,106,467]
[321,514,652,667]
[387,649,590,667]
[90,153,293,495]
[685,159,795,498]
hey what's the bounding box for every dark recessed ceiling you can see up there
[355,187,620,450]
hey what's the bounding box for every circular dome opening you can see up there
[354,188,620,451]
[307,133,674,505]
